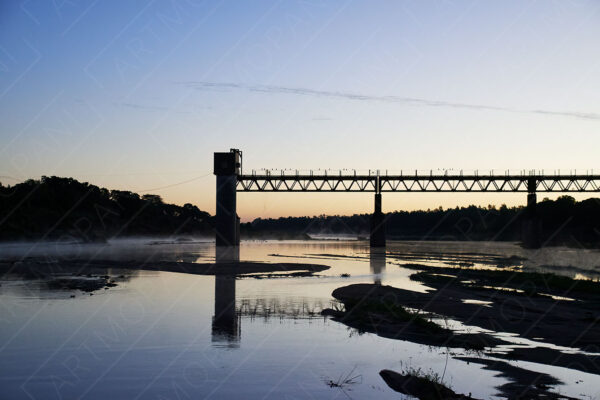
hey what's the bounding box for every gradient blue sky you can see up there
[1,0,599,220]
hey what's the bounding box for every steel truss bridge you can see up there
[215,149,599,248]
[236,172,600,193]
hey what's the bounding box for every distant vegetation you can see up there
[1,176,599,247]
[0,176,212,241]
[243,196,600,247]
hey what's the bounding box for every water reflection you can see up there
[212,247,241,347]
[1,241,599,399]
[370,248,386,285]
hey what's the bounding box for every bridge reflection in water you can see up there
[211,247,389,347]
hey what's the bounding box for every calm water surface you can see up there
[1,240,599,399]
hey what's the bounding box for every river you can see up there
[1,239,599,399]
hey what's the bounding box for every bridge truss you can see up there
[236,173,600,193]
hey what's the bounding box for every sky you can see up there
[1,0,599,221]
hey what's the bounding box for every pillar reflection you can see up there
[369,247,386,285]
[212,246,240,347]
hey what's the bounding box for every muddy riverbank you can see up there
[323,264,600,399]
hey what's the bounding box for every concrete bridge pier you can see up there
[214,150,241,246]
[370,192,386,248]
[522,178,542,248]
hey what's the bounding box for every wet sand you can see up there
[0,259,330,277]
[380,369,478,399]
[323,263,600,399]
[0,259,330,296]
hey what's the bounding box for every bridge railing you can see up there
[242,168,597,178]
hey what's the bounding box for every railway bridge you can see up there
[214,149,600,248]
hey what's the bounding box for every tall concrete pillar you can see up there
[522,178,541,248]
[370,192,386,247]
[214,150,241,246]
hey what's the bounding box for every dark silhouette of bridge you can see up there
[214,149,600,248]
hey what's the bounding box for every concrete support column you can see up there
[523,178,541,248]
[216,175,239,246]
[214,150,241,246]
[370,192,386,247]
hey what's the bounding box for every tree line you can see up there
[0,176,212,241]
[242,196,600,246]
[1,176,599,246]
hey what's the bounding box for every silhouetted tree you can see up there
[242,197,600,247]
[0,177,212,241]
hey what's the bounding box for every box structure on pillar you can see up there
[214,151,241,176]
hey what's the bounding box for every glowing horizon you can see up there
[3,172,594,224]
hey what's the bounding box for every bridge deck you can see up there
[236,174,600,192]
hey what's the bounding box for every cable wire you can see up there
[138,173,211,193]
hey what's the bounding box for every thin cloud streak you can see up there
[179,81,600,121]
[116,102,192,114]
[118,102,170,112]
